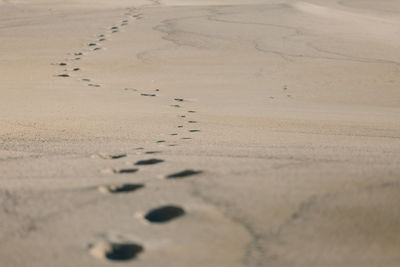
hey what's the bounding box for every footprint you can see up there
[174,98,184,102]
[88,43,97,47]
[111,26,119,30]
[156,140,166,143]
[57,74,69,77]
[144,205,185,223]
[170,133,178,136]
[82,78,91,82]
[171,105,181,108]
[99,38,106,42]
[188,110,196,113]
[189,130,200,133]
[93,47,101,51]
[135,158,164,165]
[98,183,144,194]
[91,153,127,159]
[73,68,80,71]
[181,137,192,140]
[140,93,156,97]
[102,168,138,174]
[59,62,67,66]
[89,241,144,261]
[166,169,202,179]
[177,125,183,128]
[145,151,161,154]
[74,52,83,56]
[88,84,101,87]
[124,88,138,92]
[180,115,186,118]
[188,121,197,123]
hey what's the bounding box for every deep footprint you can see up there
[89,241,144,261]
[144,205,185,223]
[135,158,164,165]
[98,183,144,194]
[166,169,203,179]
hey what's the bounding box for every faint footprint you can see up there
[91,153,127,159]
[166,169,202,179]
[89,241,144,261]
[188,121,197,123]
[144,205,185,223]
[135,159,164,165]
[98,183,144,194]
[101,168,138,174]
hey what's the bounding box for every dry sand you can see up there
[1,0,400,266]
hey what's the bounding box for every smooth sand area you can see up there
[1,0,400,266]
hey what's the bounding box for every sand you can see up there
[0,0,399,266]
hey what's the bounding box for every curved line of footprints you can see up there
[54,6,204,262]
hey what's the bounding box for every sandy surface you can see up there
[1,0,400,266]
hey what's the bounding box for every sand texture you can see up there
[0,0,400,266]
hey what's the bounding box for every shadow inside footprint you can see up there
[135,158,164,165]
[166,169,203,179]
[145,205,185,223]
[89,241,143,261]
[98,183,144,194]
[145,151,162,154]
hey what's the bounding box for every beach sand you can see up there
[0,0,399,266]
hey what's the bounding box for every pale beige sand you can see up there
[1,0,400,266]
